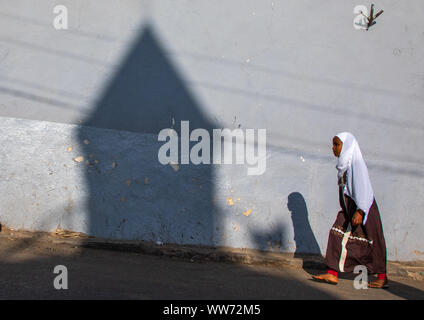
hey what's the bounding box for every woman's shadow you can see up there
[287,192,325,274]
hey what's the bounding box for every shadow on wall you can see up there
[76,22,324,259]
[77,23,221,245]
[251,222,287,252]
[287,192,321,256]
[251,192,322,271]
[288,192,323,273]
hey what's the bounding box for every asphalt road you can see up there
[0,236,423,300]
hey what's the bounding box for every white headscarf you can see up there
[335,132,374,224]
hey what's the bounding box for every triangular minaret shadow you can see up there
[84,24,215,134]
[79,24,219,245]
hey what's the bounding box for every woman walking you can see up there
[313,132,388,288]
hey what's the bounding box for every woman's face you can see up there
[332,136,343,157]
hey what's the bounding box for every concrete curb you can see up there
[1,228,423,280]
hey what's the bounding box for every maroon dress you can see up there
[324,187,387,275]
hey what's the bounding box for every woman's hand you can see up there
[352,210,364,226]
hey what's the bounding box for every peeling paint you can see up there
[243,208,252,217]
[73,156,84,163]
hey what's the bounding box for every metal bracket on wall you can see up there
[360,3,384,30]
